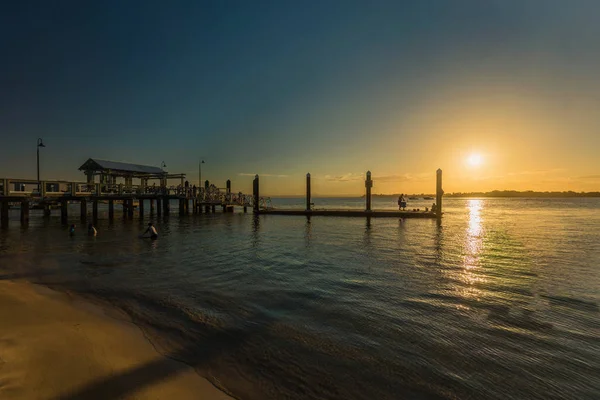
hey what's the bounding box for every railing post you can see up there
[365,171,373,212]
[306,173,311,211]
[2,179,8,196]
[41,181,47,197]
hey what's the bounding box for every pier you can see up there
[253,169,443,219]
[1,158,443,227]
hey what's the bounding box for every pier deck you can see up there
[258,209,437,218]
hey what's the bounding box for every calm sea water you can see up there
[1,198,599,399]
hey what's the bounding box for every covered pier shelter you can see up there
[79,158,186,193]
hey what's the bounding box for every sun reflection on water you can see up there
[460,199,486,291]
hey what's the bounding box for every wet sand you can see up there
[0,280,232,400]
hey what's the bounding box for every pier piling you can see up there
[1,201,8,228]
[80,199,87,222]
[20,199,29,224]
[150,199,155,215]
[306,173,311,211]
[253,175,259,213]
[365,171,373,212]
[179,198,185,216]
[157,198,162,217]
[163,197,170,216]
[128,199,134,218]
[139,199,144,218]
[108,200,114,220]
[93,200,99,222]
[60,200,68,225]
[436,169,443,217]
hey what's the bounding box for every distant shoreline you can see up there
[267,191,600,198]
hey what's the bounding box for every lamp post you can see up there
[199,159,205,187]
[160,161,167,190]
[37,138,45,196]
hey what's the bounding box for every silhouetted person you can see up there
[88,223,97,236]
[69,224,76,235]
[398,194,407,211]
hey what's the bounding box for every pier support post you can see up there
[306,173,311,211]
[222,204,226,213]
[204,205,209,213]
[80,199,87,222]
[122,200,128,219]
[365,171,373,212]
[436,168,443,218]
[2,179,8,196]
[108,200,114,220]
[20,199,29,224]
[163,197,170,216]
[139,199,144,218]
[192,199,197,214]
[150,199,155,215]
[157,198,162,217]
[186,199,190,214]
[128,199,134,218]
[61,200,68,225]
[253,175,259,213]
[93,200,99,222]
[243,206,247,213]
[211,205,216,213]
[43,204,51,217]
[1,201,8,228]
[226,180,231,195]
[179,198,185,216]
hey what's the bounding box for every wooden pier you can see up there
[252,169,443,219]
[1,158,443,227]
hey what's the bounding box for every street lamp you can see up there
[161,161,167,169]
[37,138,45,195]
[199,159,205,187]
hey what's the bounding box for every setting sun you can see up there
[467,153,483,167]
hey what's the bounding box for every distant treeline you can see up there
[446,191,600,198]
[372,191,600,198]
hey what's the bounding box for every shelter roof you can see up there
[79,159,165,175]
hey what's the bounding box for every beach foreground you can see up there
[0,280,232,400]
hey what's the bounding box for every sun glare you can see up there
[467,153,483,167]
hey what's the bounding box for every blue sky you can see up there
[1,1,599,195]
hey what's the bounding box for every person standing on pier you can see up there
[398,194,407,211]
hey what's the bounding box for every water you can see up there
[1,198,599,399]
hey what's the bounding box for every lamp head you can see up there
[38,138,45,147]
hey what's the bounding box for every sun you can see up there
[467,153,483,167]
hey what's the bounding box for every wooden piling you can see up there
[436,168,443,217]
[1,201,8,228]
[243,206,247,213]
[192,199,197,214]
[93,200,99,222]
[179,198,185,216]
[306,173,311,211]
[253,175,259,213]
[150,199,155,215]
[365,171,373,212]
[20,199,29,224]
[163,197,170,216]
[108,200,114,220]
[80,199,87,221]
[204,205,209,213]
[43,204,51,217]
[185,199,190,214]
[139,199,144,218]
[211,205,216,213]
[128,199,134,218]
[222,204,226,213]
[61,200,68,225]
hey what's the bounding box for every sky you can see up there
[1,0,599,196]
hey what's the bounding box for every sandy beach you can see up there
[0,280,232,400]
